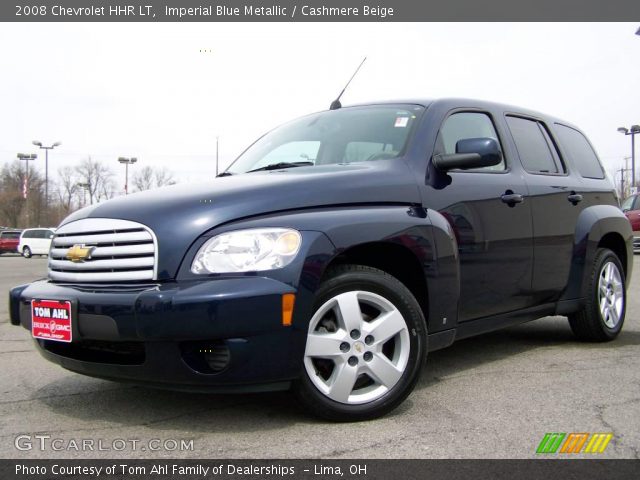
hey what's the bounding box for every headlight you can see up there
[191,228,302,274]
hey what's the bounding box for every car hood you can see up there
[61,161,421,279]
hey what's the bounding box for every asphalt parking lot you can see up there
[1,254,639,459]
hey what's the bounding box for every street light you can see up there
[17,153,38,226]
[617,125,640,191]
[117,157,137,195]
[32,141,61,209]
[77,182,91,206]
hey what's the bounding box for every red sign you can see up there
[31,300,72,343]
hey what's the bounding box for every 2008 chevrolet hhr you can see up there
[10,99,632,420]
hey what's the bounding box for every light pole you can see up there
[32,141,61,209]
[618,125,640,191]
[118,157,137,195]
[216,136,219,177]
[17,153,37,226]
[77,182,91,206]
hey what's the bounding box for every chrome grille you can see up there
[49,218,157,282]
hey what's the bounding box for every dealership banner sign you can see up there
[3,460,640,480]
[3,0,640,21]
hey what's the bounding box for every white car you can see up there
[18,228,56,258]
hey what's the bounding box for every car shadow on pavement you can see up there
[418,315,640,389]
[32,316,640,428]
[33,377,312,432]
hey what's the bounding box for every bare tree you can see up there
[0,161,45,227]
[133,166,176,192]
[55,166,78,214]
[76,157,116,204]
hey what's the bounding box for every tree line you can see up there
[0,157,175,229]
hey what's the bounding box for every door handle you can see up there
[501,192,524,207]
[567,193,583,205]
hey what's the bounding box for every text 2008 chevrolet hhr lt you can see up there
[10,99,632,420]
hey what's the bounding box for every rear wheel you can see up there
[22,246,32,258]
[293,264,427,421]
[568,248,626,342]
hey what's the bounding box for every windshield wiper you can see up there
[216,171,233,177]
[246,161,314,173]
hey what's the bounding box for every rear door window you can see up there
[554,123,604,179]
[506,116,565,174]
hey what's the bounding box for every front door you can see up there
[422,110,535,322]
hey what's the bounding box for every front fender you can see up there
[178,205,461,334]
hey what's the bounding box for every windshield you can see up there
[621,196,635,211]
[227,105,424,174]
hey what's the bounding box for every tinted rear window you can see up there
[554,124,604,179]
[23,230,45,239]
[1,232,20,239]
[506,116,564,174]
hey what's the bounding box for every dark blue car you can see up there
[10,99,632,420]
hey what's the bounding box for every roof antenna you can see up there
[329,57,367,110]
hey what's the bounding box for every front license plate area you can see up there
[31,299,73,343]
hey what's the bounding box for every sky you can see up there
[1,22,639,195]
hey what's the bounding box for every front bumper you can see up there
[9,278,305,392]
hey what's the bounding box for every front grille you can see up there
[49,218,157,283]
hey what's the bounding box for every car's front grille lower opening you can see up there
[39,339,146,365]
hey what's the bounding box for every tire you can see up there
[568,248,626,342]
[22,246,32,259]
[293,264,427,421]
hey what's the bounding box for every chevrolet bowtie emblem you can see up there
[66,244,95,263]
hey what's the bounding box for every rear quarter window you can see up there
[554,124,604,179]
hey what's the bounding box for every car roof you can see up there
[343,97,579,131]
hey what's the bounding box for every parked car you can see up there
[17,228,56,258]
[0,230,22,254]
[10,98,632,420]
[621,194,640,252]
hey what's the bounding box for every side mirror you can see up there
[432,137,502,171]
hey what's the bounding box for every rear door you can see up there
[32,230,47,254]
[42,229,55,254]
[505,115,587,304]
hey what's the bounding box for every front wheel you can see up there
[293,264,427,421]
[22,246,32,258]
[568,248,626,342]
